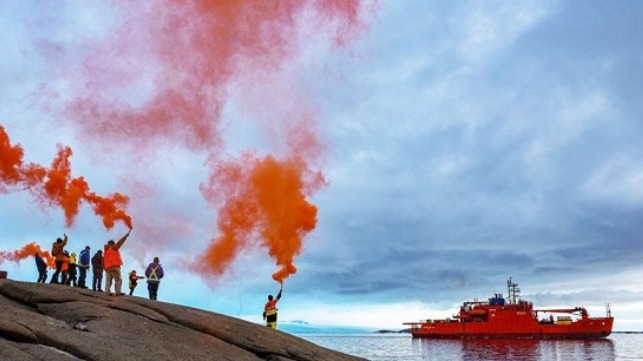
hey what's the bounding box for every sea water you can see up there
[296,333,643,361]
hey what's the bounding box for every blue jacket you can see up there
[78,249,91,269]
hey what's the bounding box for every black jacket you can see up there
[35,255,47,272]
[91,252,104,272]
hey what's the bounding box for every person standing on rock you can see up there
[263,286,283,328]
[91,249,104,292]
[49,233,68,284]
[68,252,78,287]
[103,228,131,296]
[34,252,47,283]
[128,270,144,296]
[77,246,91,288]
[145,257,164,300]
[61,251,70,285]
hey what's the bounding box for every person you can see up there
[34,252,47,283]
[145,257,164,300]
[49,233,68,284]
[68,252,78,287]
[60,251,70,285]
[91,249,104,292]
[77,246,91,288]
[128,270,144,296]
[103,229,131,296]
[263,286,283,328]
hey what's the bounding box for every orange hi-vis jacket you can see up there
[103,233,129,269]
[61,256,70,272]
[264,299,278,314]
[52,235,68,262]
[103,247,123,270]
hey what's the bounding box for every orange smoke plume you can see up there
[62,1,372,150]
[0,242,56,269]
[197,154,324,284]
[0,124,132,229]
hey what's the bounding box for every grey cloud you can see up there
[313,0,643,283]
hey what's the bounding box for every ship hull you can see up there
[410,314,613,339]
[412,331,613,339]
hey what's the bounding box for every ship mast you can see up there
[507,277,521,304]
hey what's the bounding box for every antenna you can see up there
[507,277,521,304]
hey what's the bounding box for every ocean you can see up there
[296,333,643,361]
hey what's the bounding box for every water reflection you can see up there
[460,339,540,361]
[412,338,615,361]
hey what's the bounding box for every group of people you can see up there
[35,230,284,328]
[34,229,164,300]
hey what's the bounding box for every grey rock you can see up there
[0,279,367,361]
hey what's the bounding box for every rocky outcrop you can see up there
[0,279,366,361]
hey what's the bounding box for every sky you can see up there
[1,0,643,331]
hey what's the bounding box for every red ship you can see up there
[404,278,613,339]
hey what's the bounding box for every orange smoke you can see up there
[0,242,56,269]
[197,154,324,284]
[43,1,373,282]
[0,124,132,229]
[62,1,371,150]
